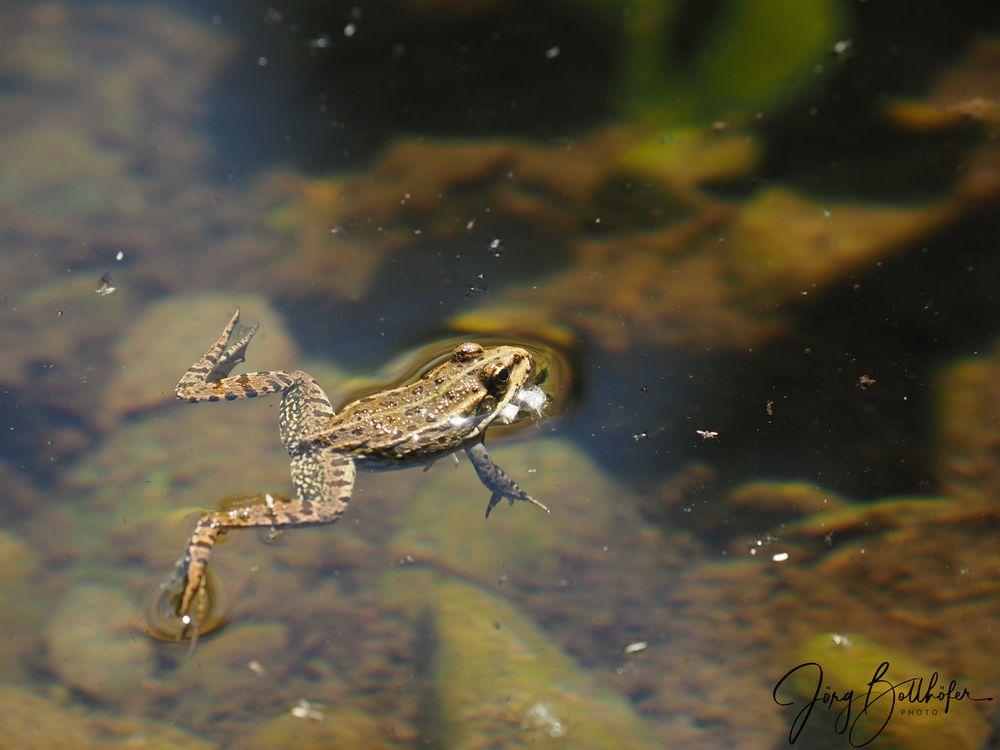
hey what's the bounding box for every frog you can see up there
[167,308,550,642]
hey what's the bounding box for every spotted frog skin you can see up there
[169,308,548,640]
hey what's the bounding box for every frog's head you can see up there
[451,342,534,427]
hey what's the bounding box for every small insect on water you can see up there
[162,308,552,647]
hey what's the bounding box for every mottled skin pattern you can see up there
[169,308,547,644]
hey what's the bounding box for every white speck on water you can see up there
[522,701,567,738]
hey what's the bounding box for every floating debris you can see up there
[623,640,648,655]
[857,374,876,390]
[696,429,718,440]
[748,533,779,556]
[521,701,567,739]
[308,34,332,50]
[95,271,116,296]
[290,698,325,721]
[247,660,266,676]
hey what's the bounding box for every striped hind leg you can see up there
[172,447,356,645]
[169,309,358,643]
[174,307,308,403]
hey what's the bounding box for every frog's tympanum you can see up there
[168,308,549,642]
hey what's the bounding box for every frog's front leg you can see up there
[173,446,356,644]
[465,441,550,518]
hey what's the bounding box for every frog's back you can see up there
[318,369,487,461]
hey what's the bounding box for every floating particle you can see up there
[290,698,325,721]
[771,552,789,562]
[544,46,560,59]
[522,702,566,739]
[857,374,876,390]
[623,641,648,655]
[247,660,266,676]
[95,271,116,296]
[695,429,718,440]
[832,39,854,60]
[115,250,124,261]
[766,400,775,416]
[748,533,779,556]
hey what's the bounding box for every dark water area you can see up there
[1,1,999,748]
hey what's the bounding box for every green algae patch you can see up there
[723,187,956,303]
[779,633,990,749]
[385,573,660,750]
[616,0,845,125]
[935,337,1000,509]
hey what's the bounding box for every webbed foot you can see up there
[207,309,260,380]
[485,490,550,518]
[466,441,550,518]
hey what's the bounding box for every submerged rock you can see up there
[102,293,297,427]
[0,529,45,680]
[384,573,661,750]
[0,682,214,750]
[45,583,154,708]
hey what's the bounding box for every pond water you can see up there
[1,2,998,749]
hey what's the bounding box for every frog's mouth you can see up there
[497,384,548,425]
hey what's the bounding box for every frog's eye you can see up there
[494,367,510,385]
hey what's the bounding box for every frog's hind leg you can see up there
[172,445,356,644]
[175,308,307,403]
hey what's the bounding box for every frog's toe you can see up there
[523,494,550,514]
[484,492,503,518]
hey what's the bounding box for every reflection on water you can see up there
[1,2,998,748]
